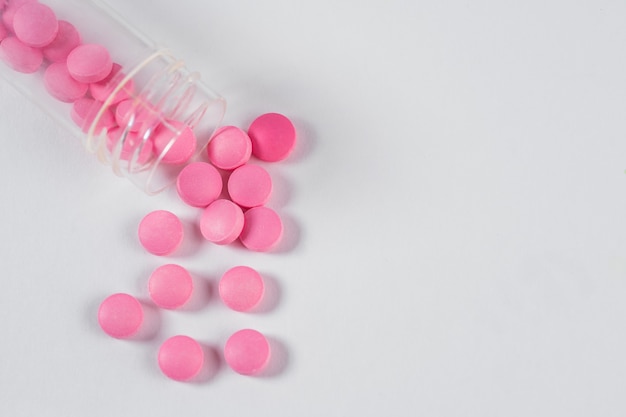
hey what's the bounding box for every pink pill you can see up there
[0,36,42,73]
[248,113,296,162]
[42,20,80,63]
[70,97,116,134]
[98,293,144,339]
[44,62,88,102]
[224,329,270,375]
[90,63,134,104]
[12,2,58,47]
[148,264,193,309]
[138,210,184,256]
[176,162,222,208]
[67,43,112,83]
[207,126,252,170]
[106,128,154,165]
[153,120,197,165]
[158,335,204,381]
[219,266,264,312]
[227,164,272,208]
[240,206,283,252]
[199,199,244,245]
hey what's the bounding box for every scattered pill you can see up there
[138,210,184,256]
[98,293,144,339]
[70,97,116,134]
[227,164,272,208]
[219,266,264,312]
[239,206,283,252]
[248,113,296,162]
[176,162,222,208]
[224,329,270,375]
[90,63,134,104]
[106,128,154,165]
[153,120,197,164]
[12,2,58,47]
[199,199,244,245]
[67,43,112,83]
[207,126,252,170]
[42,20,80,63]
[148,264,193,309]
[44,61,88,102]
[0,36,42,73]
[158,335,204,381]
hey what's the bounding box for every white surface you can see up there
[1,0,626,415]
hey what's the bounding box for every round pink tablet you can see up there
[176,162,222,207]
[219,266,264,312]
[12,2,58,47]
[158,335,204,381]
[70,98,116,134]
[67,43,112,83]
[207,126,252,170]
[148,264,193,309]
[44,62,88,102]
[224,329,270,375]
[239,206,283,252]
[42,20,80,63]
[115,99,153,132]
[227,164,272,208]
[138,210,184,256]
[153,120,197,165]
[98,293,144,339]
[248,113,296,162]
[0,36,42,73]
[90,63,134,104]
[199,199,244,245]
[106,128,154,165]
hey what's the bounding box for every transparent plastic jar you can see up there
[0,0,226,194]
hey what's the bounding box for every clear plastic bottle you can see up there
[0,0,226,194]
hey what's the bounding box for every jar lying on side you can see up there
[0,0,226,194]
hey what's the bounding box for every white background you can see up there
[1,0,626,415]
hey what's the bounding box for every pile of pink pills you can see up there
[0,0,199,168]
[3,0,297,384]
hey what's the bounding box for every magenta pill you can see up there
[199,199,244,245]
[227,164,272,208]
[44,62,88,103]
[224,329,270,375]
[98,293,144,339]
[248,113,296,162]
[207,126,252,170]
[176,162,222,208]
[42,20,80,63]
[239,206,283,252]
[138,210,184,256]
[148,264,193,309]
[0,36,42,73]
[12,2,58,47]
[67,43,112,83]
[153,120,197,165]
[219,266,264,312]
[158,335,204,381]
